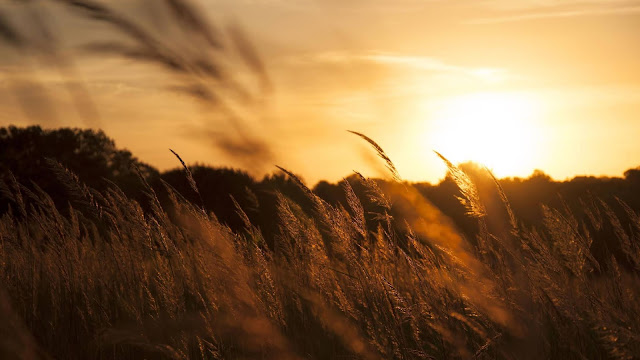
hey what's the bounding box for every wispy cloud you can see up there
[232,0,436,11]
[290,51,511,84]
[470,1,640,23]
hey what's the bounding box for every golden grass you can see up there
[1,145,639,359]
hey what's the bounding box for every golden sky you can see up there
[1,0,640,184]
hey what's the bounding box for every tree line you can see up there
[2,125,640,268]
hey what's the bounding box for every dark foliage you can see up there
[0,125,157,214]
[2,125,640,268]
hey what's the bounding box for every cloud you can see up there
[290,51,511,84]
[231,0,436,11]
[470,1,640,23]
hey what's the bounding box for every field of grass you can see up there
[1,147,639,360]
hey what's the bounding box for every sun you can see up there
[427,91,544,178]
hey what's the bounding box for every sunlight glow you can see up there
[428,92,544,178]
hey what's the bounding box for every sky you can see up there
[1,0,639,185]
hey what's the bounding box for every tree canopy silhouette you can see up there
[0,125,158,213]
[3,125,640,267]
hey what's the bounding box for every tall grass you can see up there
[1,145,639,360]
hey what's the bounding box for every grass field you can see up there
[1,148,639,360]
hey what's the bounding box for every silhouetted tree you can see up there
[0,125,158,213]
[158,166,258,231]
[3,125,640,268]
